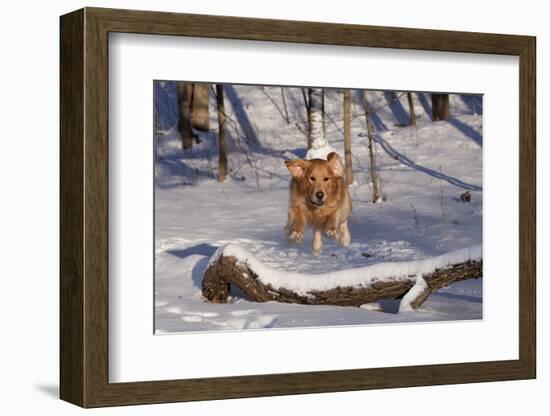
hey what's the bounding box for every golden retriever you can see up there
[284,152,352,256]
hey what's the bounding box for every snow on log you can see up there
[202,244,482,310]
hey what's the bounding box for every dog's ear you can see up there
[285,159,308,178]
[327,152,344,178]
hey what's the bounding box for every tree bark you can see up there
[216,84,228,182]
[191,83,210,132]
[431,93,450,121]
[362,91,381,202]
[305,88,334,160]
[309,88,324,146]
[343,89,353,185]
[202,254,482,309]
[177,82,194,150]
[407,92,417,126]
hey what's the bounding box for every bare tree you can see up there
[177,82,194,150]
[407,92,417,126]
[431,93,450,121]
[343,89,353,185]
[153,83,162,141]
[280,87,290,125]
[362,91,382,202]
[216,84,228,182]
[191,83,210,132]
[321,88,326,139]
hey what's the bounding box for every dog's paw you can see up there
[288,230,304,244]
[325,227,339,240]
[339,232,351,247]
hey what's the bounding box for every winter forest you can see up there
[154,81,483,333]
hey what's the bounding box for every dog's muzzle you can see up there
[311,191,325,206]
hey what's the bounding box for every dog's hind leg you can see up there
[312,229,323,256]
[339,220,351,247]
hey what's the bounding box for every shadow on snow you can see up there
[384,91,410,126]
[447,118,482,147]
[167,243,219,259]
[371,134,482,191]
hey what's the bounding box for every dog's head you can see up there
[285,152,344,208]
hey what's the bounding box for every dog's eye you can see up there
[310,176,316,181]
[323,177,329,182]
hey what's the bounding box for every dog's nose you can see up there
[315,191,324,200]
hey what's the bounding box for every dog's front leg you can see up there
[324,214,340,241]
[339,220,351,247]
[312,229,323,256]
[287,207,306,244]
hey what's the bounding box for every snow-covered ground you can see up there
[154,85,483,333]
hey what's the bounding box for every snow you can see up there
[359,302,383,312]
[399,274,429,313]
[305,142,336,161]
[211,243,481,296]
[154,85,483,333]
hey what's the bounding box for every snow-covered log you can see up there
[202,244,482,310]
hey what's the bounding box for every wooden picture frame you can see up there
[60,7,536,408]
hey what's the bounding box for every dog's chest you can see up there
[307,204,337,226]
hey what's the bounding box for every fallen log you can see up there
[202,244,482,310]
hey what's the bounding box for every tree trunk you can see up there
[407,92,417,126]
[202,252,482,309]
[281,87,290,124]
[154,83,162,140]
[303,88,313,149]
[305,88,334,160]
[177,82,194,150]
[309,88,324,143]
[191,83,210,132]
[431,93,450,121]
[321,88,326,139]
[362,91,381,202]
[216,84,228,182]
[343,89,353,185]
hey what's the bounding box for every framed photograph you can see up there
[60,7,536,408]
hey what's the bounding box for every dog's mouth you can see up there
[310,199,325,207]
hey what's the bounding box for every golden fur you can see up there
[284,152,352,256]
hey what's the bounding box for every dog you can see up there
[284,152,352,256]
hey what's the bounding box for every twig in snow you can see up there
[410,203,420,232]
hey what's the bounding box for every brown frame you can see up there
[60,7,536,408]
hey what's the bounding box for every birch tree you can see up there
[305,88,335,160]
